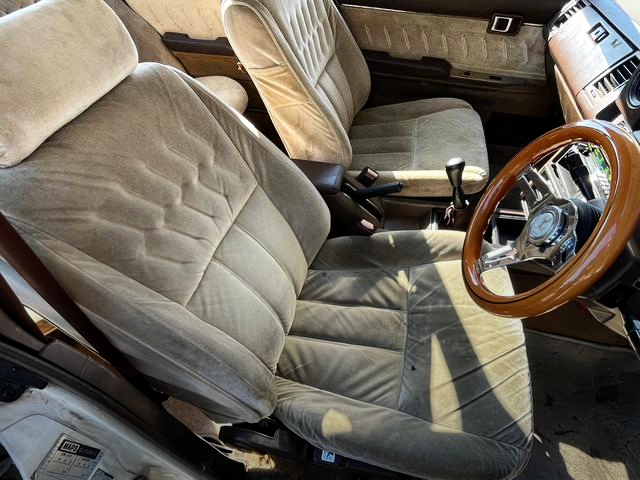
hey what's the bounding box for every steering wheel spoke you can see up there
[479,242,526,273]
[517,167,555,213]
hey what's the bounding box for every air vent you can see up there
[591,56,640,99]
[553,0,587,30]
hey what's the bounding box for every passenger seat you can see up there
[222,0,490,197]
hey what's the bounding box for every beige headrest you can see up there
[0,0,138,167]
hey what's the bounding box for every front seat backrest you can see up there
[222,0,371,167]
[126,0,227,40]
[0,0,330,422]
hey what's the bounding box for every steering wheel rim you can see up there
[463,120,640,318]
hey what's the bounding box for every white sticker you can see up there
[320,450,336,463]
[33,436,103,480]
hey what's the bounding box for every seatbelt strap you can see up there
[0,271,47,349]
[0,212,159,399]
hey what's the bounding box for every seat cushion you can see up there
[349,98,490,197]
[196,76,249,113]
[276,230,532,480]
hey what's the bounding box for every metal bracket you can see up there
[488,14,523,36]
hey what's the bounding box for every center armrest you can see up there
[291,159,345,195]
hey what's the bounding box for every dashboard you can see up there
[547,0,640,136]
[543,0,640,350]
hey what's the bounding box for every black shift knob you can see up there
[446,157,465,187]
[445,157,467,210]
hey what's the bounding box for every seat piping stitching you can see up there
[207,257,285,330]
[183,182,259,306]
[296,297,405,313]
[232,222,298,287]
[285,333,404,355]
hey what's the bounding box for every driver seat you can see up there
[0,1,532,479]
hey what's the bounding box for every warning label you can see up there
[58,441,101,460]
[33,435,104,480]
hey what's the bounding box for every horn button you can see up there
[527,206,566,245]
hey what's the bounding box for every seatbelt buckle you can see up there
[349,219,376,236]
[356,167,379,187]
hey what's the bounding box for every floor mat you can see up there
[519,331,640,480]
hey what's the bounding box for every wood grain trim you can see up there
[463,120,640,317]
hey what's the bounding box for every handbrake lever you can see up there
[349,182,404,201]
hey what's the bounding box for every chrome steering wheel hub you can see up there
[527,206,567,245]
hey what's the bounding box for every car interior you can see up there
[0,1,640,479]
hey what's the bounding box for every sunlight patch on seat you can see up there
[387,234,396,247]
[395,269,417,294]
[321,409,353,437]
[238,114,261,138]
[559,442,629,479]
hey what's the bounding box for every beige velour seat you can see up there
[194,75,248,113]
[0,1,531,479]
[0,0,249,113]
[221,0,490,198]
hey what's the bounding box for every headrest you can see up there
[0,0,138,167]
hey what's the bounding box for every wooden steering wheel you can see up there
[463,120,640,318]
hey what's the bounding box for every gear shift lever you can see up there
[446,157,467,210]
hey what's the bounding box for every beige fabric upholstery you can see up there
[342,5,547,81]
[0,0,249,115]
[1,62,330,422]
[222,0,490,197]
[117,0,250,112]
[0,2,531,477]
[0,0,184,69]
[277,230,532,479]
[126,0,226,40]
[0,0,138,168]
[197,76,249,113]
[349,98,489,197]
[103,0,184,69]
[222,0,371,167]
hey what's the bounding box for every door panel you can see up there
[337,0,568,25]
[342,5,547,81]
[337,2,562,138]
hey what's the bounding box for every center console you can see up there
[292,159,468,237]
